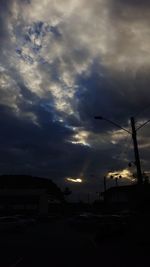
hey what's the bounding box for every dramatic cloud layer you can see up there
[1,0,150,200]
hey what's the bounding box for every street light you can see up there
[104,173,121,191]
[110,174,122,187]
[95,115,150,185]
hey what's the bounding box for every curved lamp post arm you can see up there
[94,116,131,134]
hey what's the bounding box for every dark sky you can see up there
[0,0,150,201]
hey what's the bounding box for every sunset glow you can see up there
[107,169,135,181]
[66,178,83,183]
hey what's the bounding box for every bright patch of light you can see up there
[110,129,129,145]
[70,141,90,146]
[68,130,91,147]
[66,177,83,183]
[107,169,135,181]
[59,119,64,123]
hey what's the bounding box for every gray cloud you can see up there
[0,0,150,200]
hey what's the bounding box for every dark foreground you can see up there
[0,216,150,267]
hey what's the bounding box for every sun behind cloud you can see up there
[107,169,135,182]
[66,177,83,183]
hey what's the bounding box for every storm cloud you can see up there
[0,0,150,200]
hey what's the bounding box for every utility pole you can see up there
[130,117,143,184]
[115,177,118,187]
[95,115,150,185]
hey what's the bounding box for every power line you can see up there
[111,135,133,174]
[95,116,144,184]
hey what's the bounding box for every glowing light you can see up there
[66,177,83,183]
[70,141,90,146]
[107,169,135,181]
[69,130,91,147]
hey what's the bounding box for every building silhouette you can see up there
[0,175,64,216]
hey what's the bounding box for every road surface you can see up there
[0,218,149,267]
